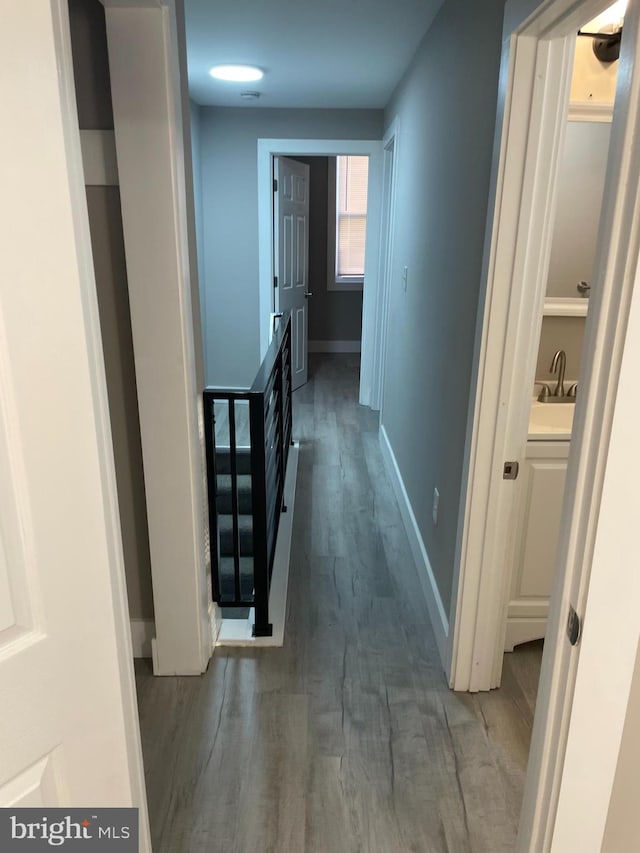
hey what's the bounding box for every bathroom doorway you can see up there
[502,14,618,656]
[449,0,640,847]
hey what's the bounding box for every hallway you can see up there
[135,354,541,852]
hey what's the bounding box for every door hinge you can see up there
[274,275,278,288]
[273,178,278,192]
[567,605,581,646]
[503,460,519,480]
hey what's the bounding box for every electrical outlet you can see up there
[432,487,440,525]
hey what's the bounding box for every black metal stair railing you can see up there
[203,313,293,637]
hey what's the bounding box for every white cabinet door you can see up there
[504,442,569,651]
[274,157,310,390]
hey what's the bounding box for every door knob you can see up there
[304,291,313,298]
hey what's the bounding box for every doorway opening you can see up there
[272,153,371,393]
[450,0,640,847]
[257,138,385,409]
[502,9,618,657]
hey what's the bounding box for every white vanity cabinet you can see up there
[504,440,569,652]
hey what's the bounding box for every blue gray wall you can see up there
[198,108,383,387]
[381,0,505,611]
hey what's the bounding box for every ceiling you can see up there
[185,0,445,109]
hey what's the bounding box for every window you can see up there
[327,155,369,291]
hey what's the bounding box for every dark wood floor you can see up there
[135,353,542,853]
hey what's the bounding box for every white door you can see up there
[0,0,149,841]
[274,156,310,390]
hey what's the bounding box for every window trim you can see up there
[327,157,365,292]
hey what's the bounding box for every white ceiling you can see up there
[185,0,445,109]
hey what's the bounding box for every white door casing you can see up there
[446,0,640,848]
[377,119,399,423]
[275,157,310,390]
[0,0,149,844]
[257,139,383,408]
[103,0,213,674]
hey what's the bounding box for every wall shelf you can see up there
[543,298,589,318]
[568,101,614,123]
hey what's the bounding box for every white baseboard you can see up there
[209,600,222,650]
[308,340,361,353]
[379,425,449,669]
[504,618,547,652]
[130,618,155,658]
[216,441,300,647]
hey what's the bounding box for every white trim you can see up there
[79,129,119,185]
[525,3,640,845]
[308,340,361,353]
[129,618,155,658]
[205,385,251,392]
[257,138,383,409]
[15,0,150,844]
[543,297,589,316]
[568,100,614,122]
[326,156,366,293]
[376,118,399,421]
[104,2,211,675]
[55,0,151,836]
[216,442,299,647]
[446,0,640,848]
[208,600,222,645]
[451,27,577,693]
[379,426,448,667]
[325,157,365,293]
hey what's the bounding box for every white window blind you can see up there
[336,155,369,279]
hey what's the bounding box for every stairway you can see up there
[215,447,254,613]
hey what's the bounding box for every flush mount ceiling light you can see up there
[209,64,264,82]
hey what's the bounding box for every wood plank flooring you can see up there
[135,353,542,853]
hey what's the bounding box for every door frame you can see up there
[102,0,213,674]
[450,0,640,687]
[376,119,400,419]
[257,139,384,407]
[448,0,640,846]
[6,0,150,842]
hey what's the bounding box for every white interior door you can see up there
[274,156,310,390]
[0,0,149,840]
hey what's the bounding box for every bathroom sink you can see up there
[528,400,574,440]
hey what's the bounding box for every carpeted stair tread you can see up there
[222,606,251,620]
[215,447,252,476]
[218,557,254,602]
[216,474,252,514]
[218,512,253,556]
[214,448,255,605]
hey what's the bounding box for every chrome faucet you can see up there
[550,349,567,397]
[536,350,575,403]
